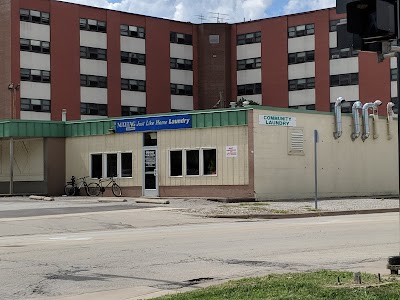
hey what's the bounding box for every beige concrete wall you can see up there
[65,125,249,189]
[0,138,44,181]
[253,109,398,200]
[65,133,142,187]
[158,127,249,186]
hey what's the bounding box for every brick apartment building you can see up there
[0,0,396,121]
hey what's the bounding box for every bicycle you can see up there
[94,177,122,197]
[64,176,101,196]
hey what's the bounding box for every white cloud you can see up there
[284,0,335,15]
[57,0,273,23]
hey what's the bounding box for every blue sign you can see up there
[116,114,192,133]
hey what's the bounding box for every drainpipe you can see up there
[351,101,363,141]
[333,97,345,139]
[387,102,395,140]
[362,100,382,142]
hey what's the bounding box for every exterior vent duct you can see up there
[351,101,363,141]
[333,97,345,139]
[361,100,382,142]
[387,102,395,140]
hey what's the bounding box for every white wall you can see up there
[121,90,146,107]
[171,95,193,110]
[253,108,397,200]
[80,59,107,76]
[288,36,315,53]
[237,69,262,85]
[120,36,145,53]
[20,52,50,70]
[236,43,261,60]
[329,57,359,75]
[170,44,192,60]
[20,22,50,41]
[80,31,107,49]
[329,31,337,48]
[80,87,107,104]
[121,64,146,80]
[20,82,51,99]
[20,111,51,121]
[289,89,316,106]
[330,86,359,102]
[170,69,193,85]
[288,62,315,80]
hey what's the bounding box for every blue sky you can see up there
[59,0,336,23]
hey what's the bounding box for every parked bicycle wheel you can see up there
[64,184,76,196]
[112,183,122,197]
[87,182,101,196]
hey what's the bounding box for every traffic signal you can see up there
[336,0,397,53]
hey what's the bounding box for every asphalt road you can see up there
[1,202,399,300]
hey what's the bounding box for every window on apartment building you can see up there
[80,75,107,88]
[170,32,192,45]
[288,78,315,91]
[289,104,316,111]
[329,101,356,113]
[20,9,50,25]
[170,58,193,70]
[20,68,50,83]
[391,69,397,81]
[20,98,50,112]
[237,57,261,70]
[80,18,106,33]
[288,24,314,38]
[20,39,50,54]
[80,103,107,116]
[80,47,107,60]
[209,35,220,44]
[288,51,315,64]
[330,47,358,59]
[121,52,146,65]
[170,84,193,96]
[237,83,262,96]
[330,19,341,32]
[391,97,398,114]
[120,24,145,38]
[330,73,359,87]
[121,106,146,116]
[237,31,261,45]
[121,79,146,92]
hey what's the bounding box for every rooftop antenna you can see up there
[196,14,207,23]
[209,12,229,23]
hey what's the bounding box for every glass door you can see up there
[143,147,158,197]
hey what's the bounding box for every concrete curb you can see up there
[29,195,54,201]
[135,199,170,205]
[207,208,400,219]
[97,198,128,203]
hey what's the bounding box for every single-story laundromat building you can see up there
[0,106,397,200]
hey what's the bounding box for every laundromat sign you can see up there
[259,115,296,127]
[116,114,192,133]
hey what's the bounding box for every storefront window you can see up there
[121,153,132,177]
[186,150,199,175]
[91,154,102,179]
[170,150,183,176]
[107,154,117,177]
[203,149,217,175]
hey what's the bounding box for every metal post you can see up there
[9,137,14,195]
[314,129,319,210]
[397,0,400,255]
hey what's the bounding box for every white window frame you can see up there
[168,148,217,177]
[89,152,133,179]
